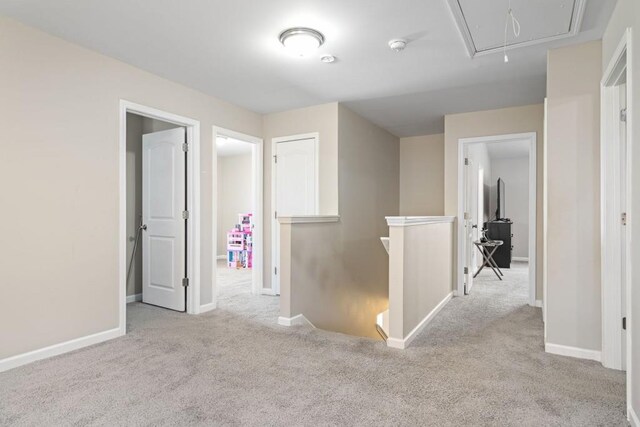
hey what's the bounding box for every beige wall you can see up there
[281,105,399,338]
[602,0,639,417]
[216,153,253,256]
[262,103,339,290]
[0,17,262,359]
[444,104,544,300]
[545,41,602,351]
[388,222,453,341]
[399,134,444,216]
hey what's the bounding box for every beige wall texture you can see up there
[280,105,399,338]
[545,41,602,352]
[262,102,339,290]
[216,153,253,256]
[602,0,639,417]
[444,104,544,300]
[0,17,262,360]
[388,222,453,341]
[399,134,445,216]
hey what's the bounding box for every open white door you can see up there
[273,136,317,295]
[463,153,474,294]
[142,127,187,311]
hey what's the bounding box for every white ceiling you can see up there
[0,0,617,137]
[217,137,253,157]
[486,139,530,159]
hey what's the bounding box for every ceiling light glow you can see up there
[279,27,325,57]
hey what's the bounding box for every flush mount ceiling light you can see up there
[279,27,325,57]
[388,39,407,52]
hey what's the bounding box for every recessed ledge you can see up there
[278,215,340,224]
[386,216,455,227]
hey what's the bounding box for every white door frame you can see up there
[271,133,320,295]
[213,126,264,298]
[601,27,633,394]
[119,100,202,334]
[456,132,537,306]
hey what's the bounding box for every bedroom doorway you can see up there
[457,132,537,307]
[213,127,264,306]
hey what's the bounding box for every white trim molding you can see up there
[446,0,586,59]
[277,215,340,224]
[630,405,640,427]
[535,300,543,308]
[126,293,142,304]
[456,132,537,307]
[386,216,455,227]
[0,327,123,373]
[512,257,529,262]
[387,293,453,350]
[278,314,315,328]
[545,343,601,362]
[199,302,217,314]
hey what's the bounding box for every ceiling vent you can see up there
[446,0,586,58]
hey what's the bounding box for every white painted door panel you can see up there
[276,139,317,216]
[142,128,186,311]
[273,137,317,295]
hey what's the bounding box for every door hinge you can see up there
[182,143,189,152]
[273,155,277,163]
[182,278,189,288]
[623,317,627,331]
[464,267,469,274]
[622,212,627,226]
[274,267,278,275]
[464,158,469,166]
[621,108,628,123]
[274,211,278,219]
[182,210,190,220]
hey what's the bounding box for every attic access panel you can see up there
[447,0,586,57]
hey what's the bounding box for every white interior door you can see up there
[273,137,317,295]
[463,152,474,294]
[142,127,186,311]
[619,83,627,371]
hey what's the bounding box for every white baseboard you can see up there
[534,299,543,308]
[216,255,226,260]
[0,327,123,373]
[126,293,142,303]
[545,342,601,362]
[261,287,278,296]
[387,292,453,350]
[278,314,315,328]
[452,290,459,297]
[199,302,217,313]
[630,404,640,427]
[512,257,529,262]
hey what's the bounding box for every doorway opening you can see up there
[119,101,202,334]
[213,127,264,308]
[601,27,632,391]
[457,132,537,307]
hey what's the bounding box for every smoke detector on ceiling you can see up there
[388,39,407,52]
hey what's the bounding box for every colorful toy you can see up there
[227,213,253,269]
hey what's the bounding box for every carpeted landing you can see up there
[0,262,627,426]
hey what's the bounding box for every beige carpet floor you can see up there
[0,262,627,426]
